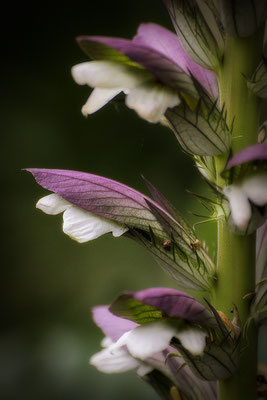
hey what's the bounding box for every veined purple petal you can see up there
[226,143,267,169]
[26,168,180,237]
[133,23,219,99]
[78,35,194,95]
[92,305,137,342]
[133,23,194,72]
[77,23,218,98]
[130,287,214,326]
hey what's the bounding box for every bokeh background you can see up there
[3,2,267,399]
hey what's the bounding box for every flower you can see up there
[26,167,174,242]
[223,143,267,234]
[26,168,215,291]
[72,23,218,123]
[90,288,218,400]
[107,287,239,382]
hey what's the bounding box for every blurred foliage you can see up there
[2,1,267,399]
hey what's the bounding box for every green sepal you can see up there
[171,303,240,380]
[253,304,267,325]
[194,155,217,184]
[171,336,240,381]
[127,227,213,291]
[247,59,267,98]
[109,293,163,324]
[123,180,215,291]
[165,0,223,69]
[141,369,180,400]
[165,92,231,156]
[77,38,140,67]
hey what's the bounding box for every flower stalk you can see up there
[215,33,262,400]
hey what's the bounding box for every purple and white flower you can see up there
[72,23,218,123]
[91,287,218,400]
[26,168,215,291]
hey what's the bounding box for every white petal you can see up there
[126,83,180,123]
[176,329,207,355]
[62,206,128,243]
[113,321,177,360]
[223,185,251,230]
[71,61,150,89]
[36,194,71,215]
[90,346,140,374]
[101,336,114,348]
[81,87,122,115]
[242,174,267,206]
[136,364,153,376]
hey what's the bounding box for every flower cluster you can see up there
[26,1,267,399]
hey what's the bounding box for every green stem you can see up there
[214,34,262,400]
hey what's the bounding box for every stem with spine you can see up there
[214,33,262,400]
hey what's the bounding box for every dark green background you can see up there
[2,2,266,399]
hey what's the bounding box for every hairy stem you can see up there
[214,33,262,400]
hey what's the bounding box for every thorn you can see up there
[242,292,256,301]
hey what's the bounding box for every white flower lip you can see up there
[176,328,207,355]
[108,321,207,361]
[242,175,267,206]
[110,321,178,360]
[223,174,267,232]
[90,345,141,374]
[126,83,180,123]
[81,87,123,115]
[71,60,180,122]
[71,61,149,88]
[36,193,128,243]
[223,185,251,231]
